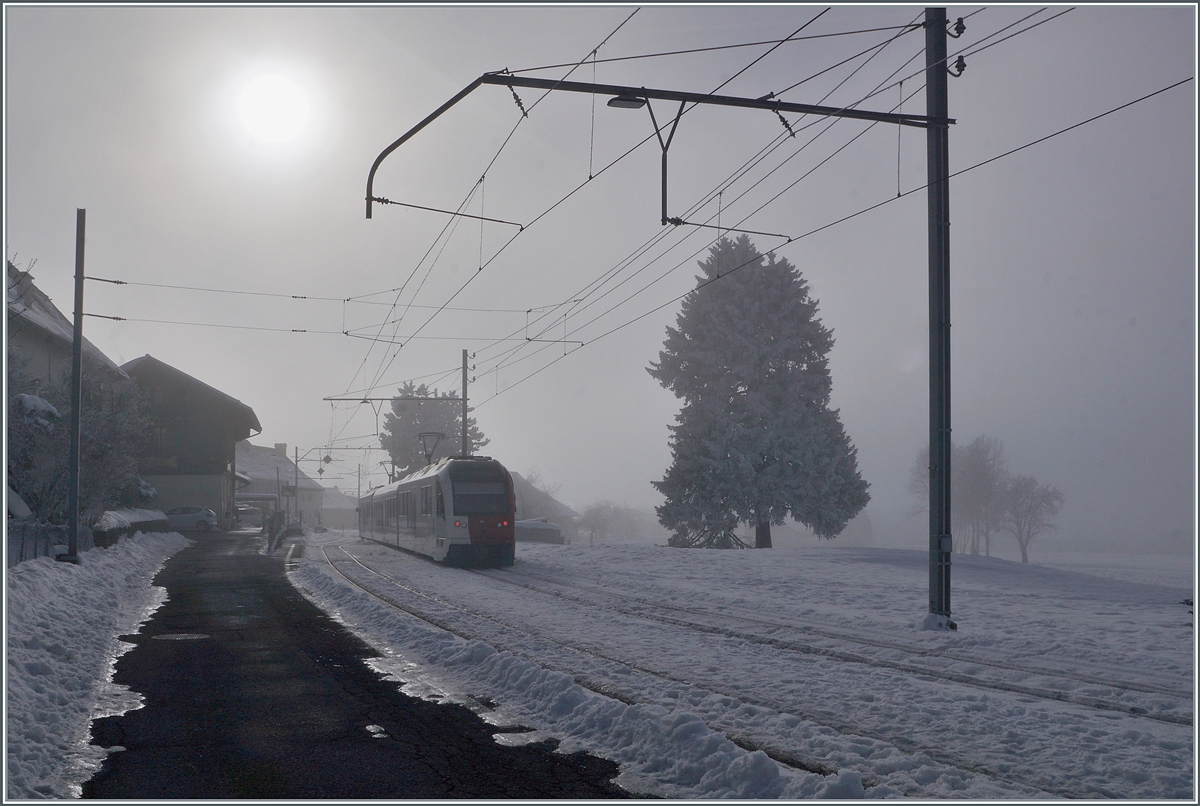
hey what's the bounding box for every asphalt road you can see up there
[82,531,632,799]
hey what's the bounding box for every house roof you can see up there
[122,354,262,434]
[320,486,359,510]
[235,441,323,490]
[510,472,580,520]
[6,260,127,377]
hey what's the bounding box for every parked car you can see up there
[235,506,264,529]
[166,506,218,531]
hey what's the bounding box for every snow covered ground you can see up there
[5,532,189,799]
[290,532,1194,799]
[4,529,1193,799]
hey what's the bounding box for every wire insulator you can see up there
[776,111,796,138]
[509,86,528,117]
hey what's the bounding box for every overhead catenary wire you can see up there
[90,11,927,384]
[329,9,644,447]
[475,75,1194,407]
[467,9,851,375]
[484,4,1063,371]
[348,6,887,386]
[505,22,924,74]
[860,7,1073,104]
[488,12,924,369]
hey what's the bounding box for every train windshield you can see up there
[449,463,511,515]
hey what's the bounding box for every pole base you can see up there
[54,553,82,565]
[919,613,958,631]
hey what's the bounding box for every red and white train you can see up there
[358,455,516,567]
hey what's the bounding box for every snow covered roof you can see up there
[235,441,323,490]
[511,471,580,520]
[121,354,262,434]
[6,261,127,377]
[320,485,359,510]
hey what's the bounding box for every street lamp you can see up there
[607,92,646,109]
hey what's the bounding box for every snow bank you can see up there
[288,535,1193,799]
[92,508,166,534]
[292,559,865,798]
[5,532,189,799]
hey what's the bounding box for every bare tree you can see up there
[580,500,642,544]
[1001,475,1064,563]
[909,436,1008,555]
[959,436,1008,556]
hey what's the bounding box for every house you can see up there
[7,260,127,386]
[510,471,580,543]
[235,441,324,527]
[319,485,359,531]
[122,355,261,528]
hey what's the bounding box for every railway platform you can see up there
[81,530,631,799]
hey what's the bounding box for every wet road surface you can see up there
[83,531,631,799]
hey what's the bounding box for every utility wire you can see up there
[330,9,643,446]
[478,76,1194,406]
[473,9,840,374]
[499,13,923,366]
[861,7,1072,103]
[506,23,923,74]
[500,4,1042,367]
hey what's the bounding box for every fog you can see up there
[5,5,1194,556]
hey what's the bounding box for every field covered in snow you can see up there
[4,529,1193,800]
[291,532,1194,799]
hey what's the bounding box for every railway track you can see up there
[308,544,1171,798]
[471,565,1193,726]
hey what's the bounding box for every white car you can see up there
[166,506,218,531]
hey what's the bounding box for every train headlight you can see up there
[501,520,509,527]
[454,520,462,528]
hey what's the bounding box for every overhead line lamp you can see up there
[607,92,646,109]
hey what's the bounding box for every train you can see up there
[358,455,516,567]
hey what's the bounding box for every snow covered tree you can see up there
[648,235,869,548]
[7,350,153,524]
[1001,474,1064,563]
[380,381,488,478]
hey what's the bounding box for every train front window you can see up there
[449,462,512,515]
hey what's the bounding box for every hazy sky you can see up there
[5,4,1195,549]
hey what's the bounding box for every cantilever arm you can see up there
[366,76,487,219]
[366,72,947,219]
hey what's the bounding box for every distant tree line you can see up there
[908,435,1064,562]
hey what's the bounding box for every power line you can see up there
[351,7,1015,404]
[488,5,1064,371]
[331,10,644,447]
[492,16,924,367]
[507,22,923,75]
[478,76,1194,405]
[469,10,872,377]
[862,7,1073,103]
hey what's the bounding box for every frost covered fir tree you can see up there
[648,235,869,548]
[381,381,488,478]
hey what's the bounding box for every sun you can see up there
[238,74,310,144]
